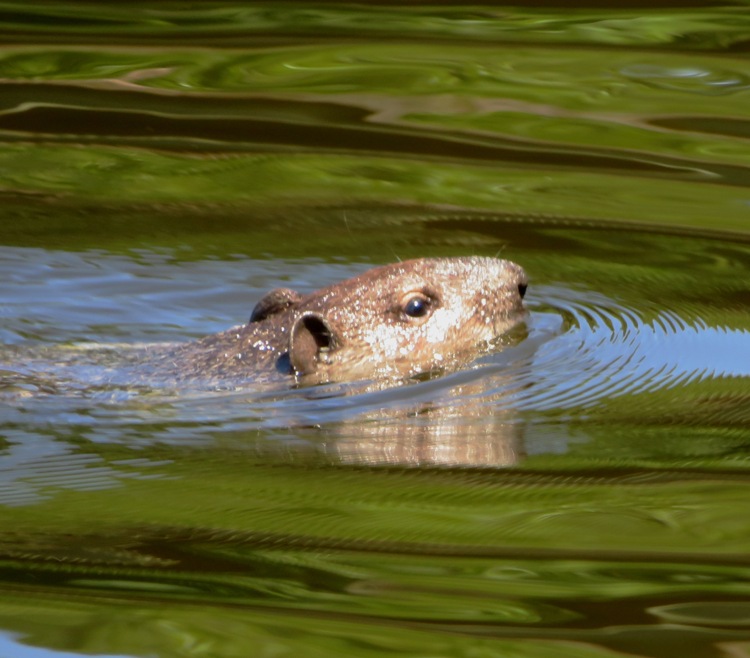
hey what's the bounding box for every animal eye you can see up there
[402,294,431,318]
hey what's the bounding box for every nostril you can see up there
[518,283,527,299]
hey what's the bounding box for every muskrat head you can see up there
[287,257,528,384]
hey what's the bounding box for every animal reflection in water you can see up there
[264,358,529,469]
[325,403,524,468]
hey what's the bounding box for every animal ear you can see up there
[289,312,337,376]
[249,288,302,323]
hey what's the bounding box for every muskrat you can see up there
[151,256,528,387]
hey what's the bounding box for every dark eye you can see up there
[402,294,431,318]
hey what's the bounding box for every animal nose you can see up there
[518,283,527,299]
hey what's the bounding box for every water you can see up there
[1,3,750,657]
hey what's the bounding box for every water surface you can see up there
[1,3,750,658]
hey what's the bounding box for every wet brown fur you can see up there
[151,257,528,386]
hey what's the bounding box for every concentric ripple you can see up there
[494,285,750,415]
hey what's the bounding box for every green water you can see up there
[1,3,750,657]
